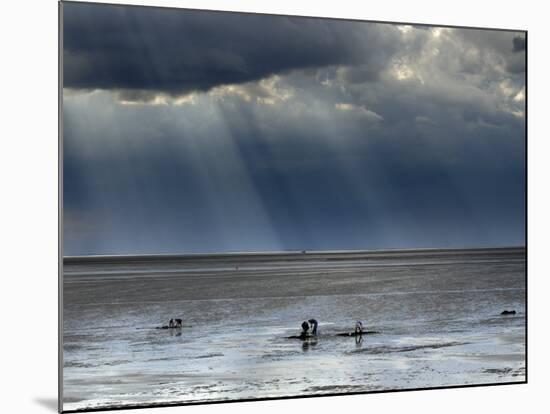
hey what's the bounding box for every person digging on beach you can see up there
[168,318,183,328]
[300,319,318,338]
[309,319,318,335]
[300,321,310,337]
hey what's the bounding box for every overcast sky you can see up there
[62,2,526,256]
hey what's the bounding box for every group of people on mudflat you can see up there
[160,317,367,338]
[298,318,365,339]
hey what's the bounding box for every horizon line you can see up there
[63,245,526,260]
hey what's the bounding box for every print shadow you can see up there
[34,397,58,412]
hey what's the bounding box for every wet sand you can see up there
[63,248,526,411]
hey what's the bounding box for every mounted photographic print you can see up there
[60,1,527,412]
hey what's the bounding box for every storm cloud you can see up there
[62,2,525,256]
[63,2,401,97]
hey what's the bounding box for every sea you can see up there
[62,247,526,411]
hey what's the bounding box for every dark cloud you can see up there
[451,29,525,75]
[513,36,526,52]
[63,2,400,95]
[62,5,526,255]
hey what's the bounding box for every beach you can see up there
[62,247,526,411]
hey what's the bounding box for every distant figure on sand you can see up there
[355,320,364,335]
[168,318,183,328]
[501,310,516,315]
[301,319,318,337]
